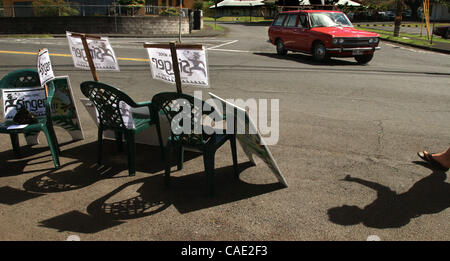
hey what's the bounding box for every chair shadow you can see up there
[327,161,450,229]
[23,140,201,193]
[254,52,358,66]
[0,141,76,178]
[38,161,284,234]
[86,161,284,220]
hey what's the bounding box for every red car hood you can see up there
[311,27,379,38]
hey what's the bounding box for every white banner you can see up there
[146,46,209,87]
[2,87,46,120]
[37,48,55,86]
[66,32,119,71]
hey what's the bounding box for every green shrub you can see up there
[33,0,79,17]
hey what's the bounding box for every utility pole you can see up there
[393,0,403,37]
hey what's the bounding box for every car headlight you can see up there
[369,38,379,44]
[333,38,345,45]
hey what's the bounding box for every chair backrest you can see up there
[151,92,216,145]
[0,69,55,119]
[0,69,41,89]
[80,81,138,130]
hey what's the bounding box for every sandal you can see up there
[417,151,449,171]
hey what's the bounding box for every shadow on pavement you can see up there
[0,141,76,178]
[327,161,450,228]
[39,210,125,234]
[254,52,359,66]
[86,161,284,219]
[0,186,45,205]
[38,161,284,234]
[22,140,201,193]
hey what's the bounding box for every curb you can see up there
[380,38,450,54]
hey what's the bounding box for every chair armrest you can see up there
[135,101,152,108]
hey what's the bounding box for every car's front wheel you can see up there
[276,39,287,55]
[354,53,374,64]
[313,42,328,62]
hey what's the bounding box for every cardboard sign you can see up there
[23,76,85,145]
[146,46,209,87]
[2,87,46,121]
[66,32,119,71]
[37,49,55,86]
[80,98,171,146]
[51,76,84,141]
[209,92,288,187]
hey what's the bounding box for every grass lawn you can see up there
[204,16,272,23]
[0,34,53,38]
[204,22,225,31]
[356,26,450,47]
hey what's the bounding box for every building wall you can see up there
[0,16,189,34]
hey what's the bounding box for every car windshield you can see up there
[309,12,353,28]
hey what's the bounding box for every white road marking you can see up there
[207,48,251,53]
[207,40,238,50]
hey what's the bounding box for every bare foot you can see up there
[430,152,450,169]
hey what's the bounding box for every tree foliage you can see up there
[118,0,145,5]
[33,0,79,17]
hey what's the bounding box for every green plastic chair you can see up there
[151,92,238,196]
[0,68,60,168]
[80,81,154,176]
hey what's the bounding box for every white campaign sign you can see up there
[37,49,55,86]
[146,46,209,87]
[2,87,46,120]
[66,32,119,71]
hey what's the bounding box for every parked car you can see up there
[268,10,381,64]
[433,25,449,39]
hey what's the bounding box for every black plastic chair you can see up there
[151,92,238,196]
[80,81,155,176]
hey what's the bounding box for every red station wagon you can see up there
[268,10,381,64]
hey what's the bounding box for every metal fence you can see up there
[0,5,188,18]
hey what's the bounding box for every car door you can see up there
[292,13,310,52]
[269,14,287,43]
[281,14,299,49]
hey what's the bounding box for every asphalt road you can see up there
[0,23,449,241]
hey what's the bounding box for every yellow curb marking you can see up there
[0,50,149,62]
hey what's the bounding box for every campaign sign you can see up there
[66,32,119,71]
[2,87,46,121]
[37,49,55,86]
[51,76,84,140]
[146,46,209,87]
[209,92,288,187]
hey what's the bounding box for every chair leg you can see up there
[203,150,215,197]
[177,144,184,170]
[97,127,103,166]
[164,141,172,188]
[126,131,136,177]
[230,134,239,180]
[48,124,60,155]
[115,131,124,152]
[9,133,20,157]
[155,122,165,162]
[42,126,60,169]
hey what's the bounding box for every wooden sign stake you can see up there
[143,42,203,94]
[70,33,101,82]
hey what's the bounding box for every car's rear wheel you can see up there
[354,53,374,64]
[313,42,328,62]
[276,39,287,55]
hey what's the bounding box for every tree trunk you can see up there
[394,0,403,37]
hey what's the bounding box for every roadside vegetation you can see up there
[204,16,272,23]
[356,26,450,48]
